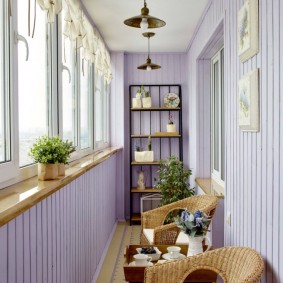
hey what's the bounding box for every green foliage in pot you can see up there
[154,156,195,206]
[29,135,75,164]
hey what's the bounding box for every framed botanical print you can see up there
[238,0,259,62]
[238,69,259,132]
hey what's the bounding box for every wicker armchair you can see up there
[144,247,264,283]
[140,195,218,245]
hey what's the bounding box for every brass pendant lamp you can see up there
[137,32,161,71]
[124,0,166,29]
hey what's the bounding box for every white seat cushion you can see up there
[143,229,189,245]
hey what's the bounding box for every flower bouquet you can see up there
[174,209,211,256]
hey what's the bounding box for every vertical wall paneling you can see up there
[0,155,118,283]
[187,0,283,281]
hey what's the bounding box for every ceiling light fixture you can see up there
[137,32,161,71]
[124,0,166,29]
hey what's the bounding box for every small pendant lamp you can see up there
[137,32,161,71]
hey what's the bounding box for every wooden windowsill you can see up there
[0,147,122,227]
[195,178,224,199]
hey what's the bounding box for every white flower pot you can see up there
[167,124,176,132]
[187,236,203,257]
[132,98,142,108]
[142,97,152,108]
[134,151,154,162]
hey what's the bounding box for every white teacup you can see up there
[133,254,152,266]
[167,246,181,259]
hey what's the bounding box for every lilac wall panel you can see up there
[0,155,117,283]
[188,0,283,282]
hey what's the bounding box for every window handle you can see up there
[62,63,71,83]
[15,32,29,61]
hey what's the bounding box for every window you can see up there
[94,71,109,147]
[0,1,10,164]
[0,0,111,187]
[80,51,92,149]
[211,49,225,183]
[62,22,77,146]
[17,2,49,167]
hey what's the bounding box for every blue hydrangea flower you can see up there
[194,210,202,218]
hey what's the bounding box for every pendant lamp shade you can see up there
[137,32,161,71]
[124,1,166,29]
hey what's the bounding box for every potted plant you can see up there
[132,86,143,108]
[142,90,152,108]
[167,114,176,132]
[154,156,195,206]
[29,135,75,180]
[134,140,154,162]
[57,139,76,176]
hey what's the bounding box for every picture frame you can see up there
[238,68,259,132]
[238,0,259,62]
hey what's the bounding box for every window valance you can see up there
[36,0,62,23]
[35,0,112,84]
[62,0,112,84]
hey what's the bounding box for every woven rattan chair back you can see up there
[141,195,218,229]
[140,195,218,245]
[144,246,264,283]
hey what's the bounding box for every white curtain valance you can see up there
[62,0,112,83]
[36,0,62,22]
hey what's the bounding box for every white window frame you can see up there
[93,70,110,150]
[0,0,19,184]
[211,48,225,187]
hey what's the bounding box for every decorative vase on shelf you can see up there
[187,236,203,257]
[142,97,152,108]
[167,124,176,132]
[132,98,142,108]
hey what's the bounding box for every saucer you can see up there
[129,261,154,267]
[162,253,186,260]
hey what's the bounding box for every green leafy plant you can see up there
[144,90,151,98]
[154,156,195,206]
[29,136,75,164]
[148,136,151,151]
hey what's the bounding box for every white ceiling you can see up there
[81,0,209,53]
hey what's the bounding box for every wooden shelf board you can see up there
[131,133,181,138]
[130,107,180,111]
[131,161,160,165]
[131,188,161,193]
[131,213,141,222]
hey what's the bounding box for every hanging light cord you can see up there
[147,36,150,59]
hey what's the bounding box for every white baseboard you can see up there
[91,221,118,283]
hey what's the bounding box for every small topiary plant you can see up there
[29,136,75,164]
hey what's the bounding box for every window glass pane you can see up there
[18,3,48,167]
[0,1,10,163]
[80,53,91,149]
[62,23,77,145]
[95,72,103,143]
[213,61,219,172]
